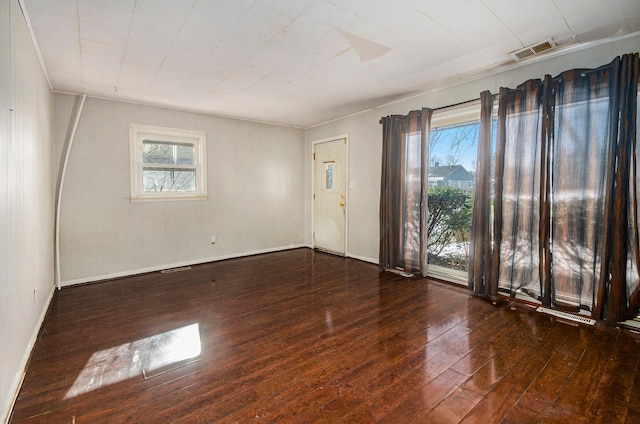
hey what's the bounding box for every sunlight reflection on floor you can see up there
[64,323,201,399]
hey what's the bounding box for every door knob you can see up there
[339,202,345,207]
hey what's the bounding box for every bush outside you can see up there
[427,186,473,271]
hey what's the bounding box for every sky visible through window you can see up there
[429,120,497,172]
[430,122,479,172]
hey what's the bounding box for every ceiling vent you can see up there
[510,38,556,62]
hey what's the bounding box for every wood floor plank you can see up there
[377,368,468,423]
[585,331,640,423]
[461,316,568,423]
[544,324,620,421]
[422,385,484,423]
[8,249,640,423]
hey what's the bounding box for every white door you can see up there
[313,139,347,255]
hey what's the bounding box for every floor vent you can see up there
[510,38,556,62]
[536,306,596,326]
[160,266,192,274]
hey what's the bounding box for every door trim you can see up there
[311,134,349,256]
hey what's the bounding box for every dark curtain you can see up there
[486,53,640,322]
[551,66,614,311]
[380,108,432,276]
[627,59,640,318]
[492,79,547,301]
[468,91,497,299]
[595,53,640,321]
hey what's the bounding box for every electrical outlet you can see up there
[210,235,217,244]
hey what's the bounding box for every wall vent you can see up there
[510,38,556,62]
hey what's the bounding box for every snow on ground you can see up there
[438,242,469,257]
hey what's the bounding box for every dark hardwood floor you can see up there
[9,248,640,423]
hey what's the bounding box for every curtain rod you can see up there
[379,94,497,124]
[433,96,482,111]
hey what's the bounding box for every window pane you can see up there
[325,162,334,189]
[142,140,195,165]
[130,124,206,201]
[142,168,196,192]
[427,121,479,274]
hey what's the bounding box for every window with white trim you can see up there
[129,124,207,201]
[426,101,496,285]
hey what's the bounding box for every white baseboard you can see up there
[60,244,308,287]
[3,284,55,424]
[307,245,377,265]
[346,252,378,264]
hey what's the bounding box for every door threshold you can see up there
[314,247,345,257]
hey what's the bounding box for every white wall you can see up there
[56,95,306,285]
[0,0,55,421]
[305,34,640,263]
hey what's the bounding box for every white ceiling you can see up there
[22,0,640,128]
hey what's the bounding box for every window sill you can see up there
[129,194,208,202]
[427,264,467,286]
